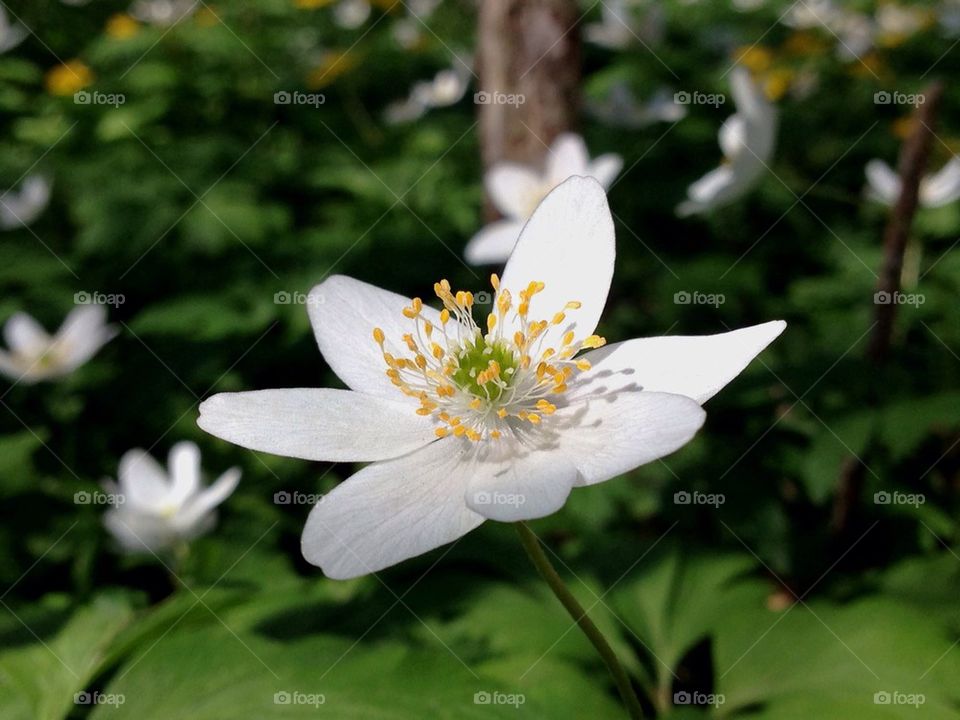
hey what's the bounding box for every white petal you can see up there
[463,220,524,265]
[308,275,440,401]
[920,157,960,208]
[569,321,786,405]
[465,441,578,522]
[103,509,175,554]
[730,66,769,124]
[546,133,591,183]
[301,438,484,579]
[118,449,173,512]
[587,153,624,189]
[499,176,615,350]
[198,388,437,462]
[719,115,747,158]
[555,390,706,487]
[3,312,50,356]
[865,159,900,206]
[53,304,116,368]
[167,441,201,509]
[676,165,737,216]
[175,467,241,533]
[485,164,543,220]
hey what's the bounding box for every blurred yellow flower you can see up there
[294,0,336,8]
[195,6,219,26]
[735,45,773,74]
[783,31,827,57]
[764,68,794,102]
[45,60,93,96]
[105,14,140,40]
[307,50,358,89]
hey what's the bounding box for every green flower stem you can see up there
[515,522,644,719]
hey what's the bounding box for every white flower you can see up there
[130,0,198,27]
[865,157,960,209]
[0,7,27,54]
[198,176,785,579]
[584,0,664,50]
[676,67,777,217]
[333,0,371,29]
[103,442,241,554]
[587,83,687,129]
[384,64,470,125]
[0,305,117,384]
[464,134,622,265]
[0,175,51,230]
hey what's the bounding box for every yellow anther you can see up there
[440,309,450,325]
[576,359,592,371]
[551,312,566,325]
[490,273,500,291]
[432,343,444,359]
[373,327,385,344]
[469,398,482,410]
[402,307,417,319]
[490,430,501,439]
[403,334,418,352]
[435,427,449,438]
[416,407,432,416]
[415,355,427,369]
[453,425,466,437]
[562,330,575,346]
[487,314,497,333]
[565,301,582,310]
[424,321,433,337]
[536,399,556,414]
[518,301,529,317]
[449,416,462,426]
[552,383,568,394]
[514,331,525,347]
[412,297,423,313]
[497,408,508,418]
[527,413,541,424]
[466,429,481,442]
[582,335,606,349]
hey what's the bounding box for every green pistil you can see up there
[451,334,517,401]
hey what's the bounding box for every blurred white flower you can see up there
[464,133,622,264]
[587,83,687,129]
[103,442,240,554]
[384,63,471,124]
[0,7,27,53]
[130,0,199,27]
[0,305,116,384]
[784,1,929,59]
[333,0,371,29]
[865,157,960,209]
[198,177,785,579]
[676,67,777,217]
[0,175,51,230]
[584,0,664,50]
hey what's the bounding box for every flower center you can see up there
[373,274,605,442]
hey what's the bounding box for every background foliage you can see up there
[1,0,959,717]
